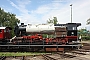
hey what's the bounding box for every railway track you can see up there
[1,43,90,60]
[41,45,90,60]
[75,49,90,52]
[2,56,25,60]
[0,56,6,60]
[56,52,76,58]
[42,54,57,60]
[1,50,90,60]
[41,50,89,60]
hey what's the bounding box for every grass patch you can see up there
[0,52,50,56]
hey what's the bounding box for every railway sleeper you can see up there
[42,54,57,60]
[0,56,6,60]
[71,51,87,55]
[56,52,76,58]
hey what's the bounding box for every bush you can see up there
[82,36,90,40]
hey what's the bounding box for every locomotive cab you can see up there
[66,23,81,43]
[67,23,81,36]
[0,27,12,44]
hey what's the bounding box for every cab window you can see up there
[0,30,2,33]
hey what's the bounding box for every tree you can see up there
[0,7,20,37]
[86,18,90,25]
[47,17,58,24]
[78,28,90,36]
[78,28,90,40]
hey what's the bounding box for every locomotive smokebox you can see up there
[19,23,26,31]
[14,23,27,37]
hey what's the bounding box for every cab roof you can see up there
[0,27,12,30]
[0,27,6,29]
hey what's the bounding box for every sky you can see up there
[0,0,90,29]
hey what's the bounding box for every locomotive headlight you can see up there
[72,32,74,34]
[82,44,83,46]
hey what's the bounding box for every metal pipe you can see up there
[70,4,72,23]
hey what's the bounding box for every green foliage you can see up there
[82,36,90,40]
[0,7,20,37]
[78,29,89,36]
[0,52,50,56]
[47,17,58,24]
[78,28,90,40]
[42,34,55,38]
[42,34,48,38]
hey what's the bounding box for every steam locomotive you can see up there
[0,23,81,51]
